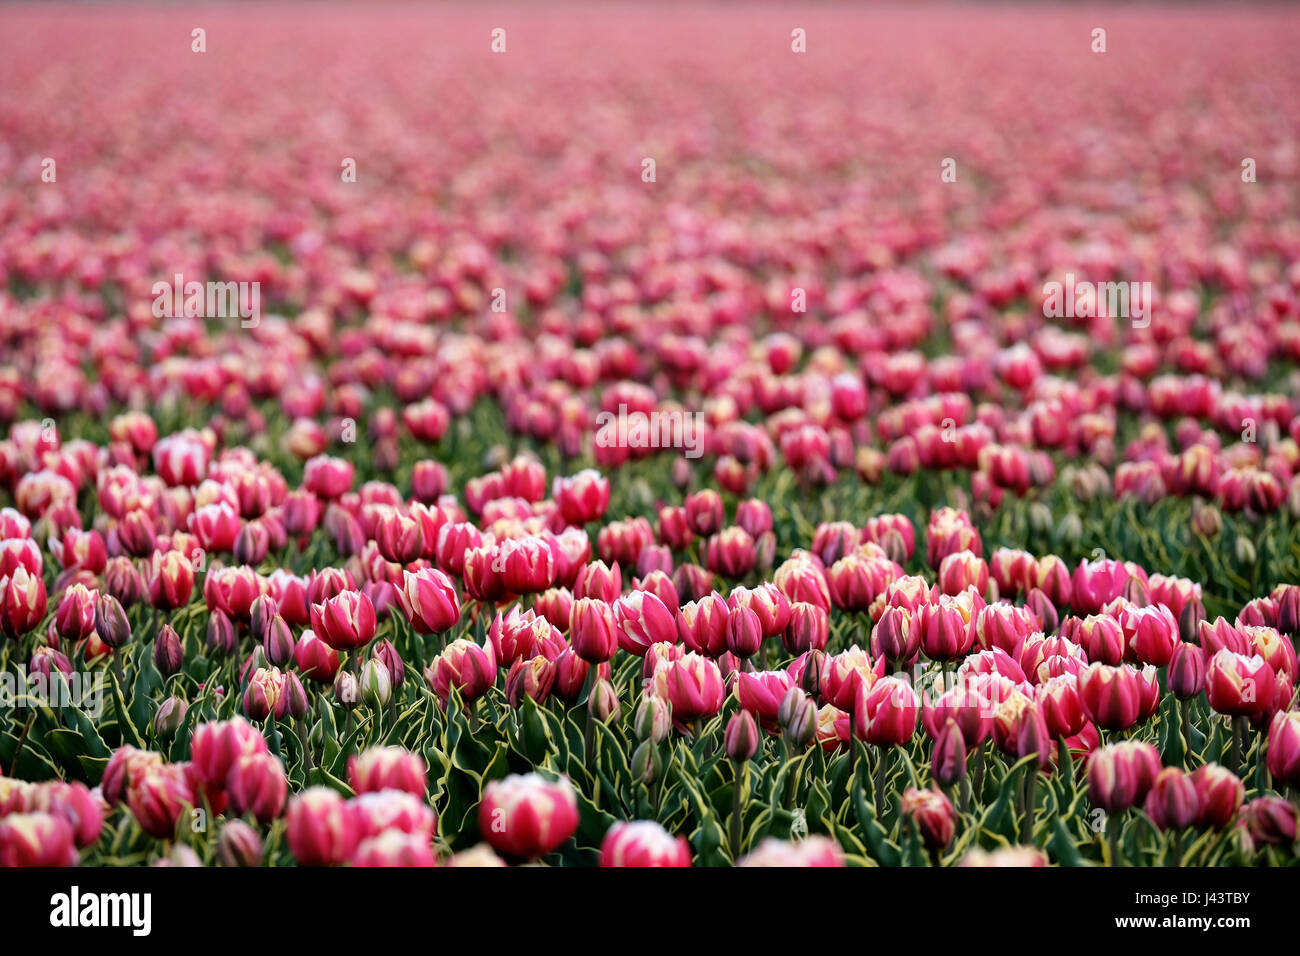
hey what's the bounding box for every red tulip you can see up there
[901,787,956,851]
[916,598,975,661]
[569,597,619,663]
[649,652,725,722]
[145,549,195,611]
[1086,741,1161,812]
[613,589,678,656]
[600,821,692,867]
[128,764,195,838]
[397,567,461,634]
[0,812,80,866]
[1191,763,1244,829]
[285,787,359,866]
[1077,662,1142,731]
[351,831,437,867]
[226,752,288,823]
[1267,710,1300,787]
[310,589,377,651]
[1205,649,1274,719]
[478,773,579,859]
[1145,767,1199,830]
[351,790,436,842]
[190,717,270,789]
[554,470,610,526]
[573,559,622,603]
[857,675,919,747]
[424,638,497,705]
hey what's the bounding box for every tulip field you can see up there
[4,3,1300,872]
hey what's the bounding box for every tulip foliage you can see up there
[3,5,1300,868]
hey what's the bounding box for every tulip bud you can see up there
[1277,586,1300,637]
[1178,595,1206,644]
[359,658,392,709]
[872,606,917,663]
[1086,741,1161,812]
[249,594,277,645]
[1123,575,1150,606]
[262,614,295,668]
[589,679,621,724]
[801,649,827,698]
[280,670,309,720]
[634,695,672,743]
[154,624,184,677]
[777,687,817,748]
[901,787,956,852]
[243,667,284,721]
[1192,763,1243,829]
[1235,536,1256,566]
[93,593,131,648]
[1167,642,1206,699]
[1145,767,1199,831]
[931,718,968,786]
[724,711,759,762]
[206,609,237,655]
[726,606,763,659]
[632,739,662,784]
[218,820,263,867]
[153,696,188,740]
[1240,796,1299,848]
[233,521,270,566]
[371,639,406,686]
[1057,513,1082,546]
[1025,588,1058,635]
[1191,502,1222,537]
[1028,502,1054,535]
[335,671,360,710]
[245,643,270,674]
[104,556,146,608]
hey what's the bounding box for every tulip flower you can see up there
[424,638,497,707]
[901,787,956,856]
[649,652,725,725]
[613,589,678,656]
[569,597,619,663]
[1267,711,1300,787]
[478,773,579,860]
[737,836,845,867]
[600,821,692,867]
[0,812,80,867]
[309,589,377,651]
[226,752,288,824]
[285,787,360,866]
[397,567,461,634]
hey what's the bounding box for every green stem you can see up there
[1020,766,1037,844]
[583,667,597,773]
[1179,698,1192,769]
[874,746,890,819]
[296,718,314,776]
[110,651,145,748]
[1229,716,1242,778]
[730,760,745,860]
[9,710,36,776]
